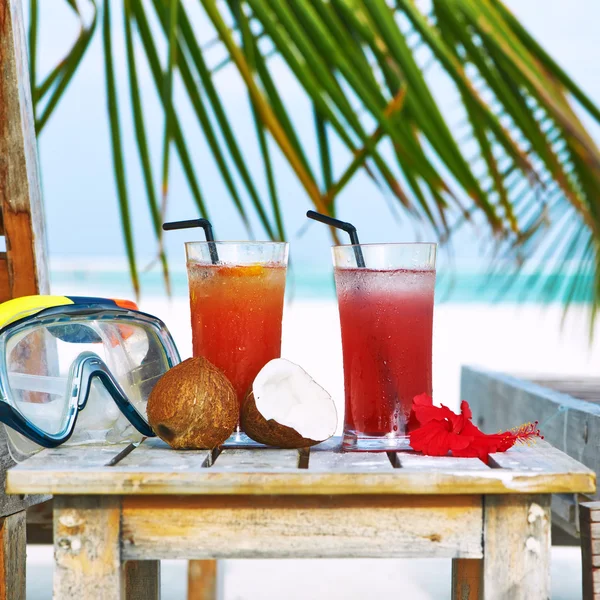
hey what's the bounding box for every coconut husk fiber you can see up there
[147,356,238,449]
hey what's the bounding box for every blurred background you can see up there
[25,0,600,597]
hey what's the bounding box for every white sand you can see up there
[25,546,583,599]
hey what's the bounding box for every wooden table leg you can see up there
[124,561,160,600]
[0,511,26,600]
[482,495,551,600]
[452,558,482,600]
[53,496,123,599]
[188,560,220,600]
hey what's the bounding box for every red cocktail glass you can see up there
[333,243,436,451]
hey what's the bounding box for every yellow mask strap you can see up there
[0,296,73,329]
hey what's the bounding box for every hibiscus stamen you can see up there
[508,421,543,445]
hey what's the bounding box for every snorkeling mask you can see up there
[0,296,180,461]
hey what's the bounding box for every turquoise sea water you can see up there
[50,267,594,304]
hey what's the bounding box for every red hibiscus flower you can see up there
[408,394,542,464]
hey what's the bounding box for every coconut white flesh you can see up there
[252,358,337,441]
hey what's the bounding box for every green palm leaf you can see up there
[103,0,139,297]
[123,0,170,293]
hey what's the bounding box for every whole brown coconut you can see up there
[241,392,320,448]
[147,356,238,449]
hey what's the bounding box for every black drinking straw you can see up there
[306,211,366,268]
[162,218,219,264]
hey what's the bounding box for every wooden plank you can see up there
[115,438,212,470]
[0,510,25,600]
[26,499,52,544]
[452,559,482,600]
[188,560,220,600]
[308,451,393,471]
[489,440,592,474]
[551,494,579,539]
[394,453,490,471]
[309,438,394,471]
[8,463,595,496]
[581,500,600,522]
[463,366,600,500]
[121,495,483,560]
[123,561,159,600]
[482,495,551,599]
[17,443,132,470]
[53,496,123,599]
[213,448,300,470]
[0,0,49,298]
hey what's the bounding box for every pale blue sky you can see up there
[34,1,600,274]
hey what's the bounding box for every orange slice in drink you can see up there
[218,264,265,277]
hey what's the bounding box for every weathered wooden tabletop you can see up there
[6,437,596,497]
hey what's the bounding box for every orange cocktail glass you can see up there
[185,242,288,431]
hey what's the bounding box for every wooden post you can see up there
[0,0,49,300]
[54,497,123,600]
[0,5,53,595]
[482,495,551,600]
[123,561,160,600]
[0,511,25,600]
[452,558,482,600]
[188,560,220,600]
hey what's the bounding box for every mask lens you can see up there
[96,321,171,417]
[4,325,73,436]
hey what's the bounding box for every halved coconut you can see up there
[241,358,337,448]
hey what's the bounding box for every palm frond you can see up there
[103,0,139,297]
[29,0,600,325]
[123,0,170,293]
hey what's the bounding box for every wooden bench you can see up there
[462,366,600,599]
[6,437,595,599]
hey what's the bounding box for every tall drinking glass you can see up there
[333,243,436,451]
[186,241,288,441]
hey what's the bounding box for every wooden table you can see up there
[6,437,595,600]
